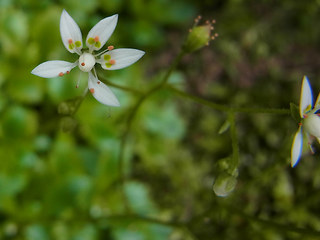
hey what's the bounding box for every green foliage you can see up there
[1,0,320,239]
[290,102,301,124]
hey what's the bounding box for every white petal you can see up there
[303,114,320,138]
[60,9,83,54]
[291,126,303,167]
[31,60,77,78]
[306,133,315,154]
[100,48,145,70]
[314,92,320,110]
[88,72,120,107]
[300,76,313,117]
[86,14,118,52]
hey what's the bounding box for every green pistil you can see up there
[75,41,81,47]
[105,63,112,68]
[104,54,111,61]
[69,43,75,50]
[88,38,95,45]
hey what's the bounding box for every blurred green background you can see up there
[1,0,320,239]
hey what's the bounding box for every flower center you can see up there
[303,114,320,138]
[78,53,95,72]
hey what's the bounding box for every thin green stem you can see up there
[232,106,291,114]
[58,88,88,117]
[159,51,185,86]
[98,49,184,95]
[71,88,88,116]
[96,78,290,115]
[230,206,320,237]
[166,85,291,114]
[166,85,227,111]
[189,202,320,238]
[98,75,143,95]
[117,50,186,212]
[228,111,239,171]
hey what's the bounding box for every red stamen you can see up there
[59,72,64,77]
[81,62,85,66]
[66,71,70,74]
[108,45,114,51]
[68,39,73,44]
[109,59,116,65]
[298,122,302,126]
[97,81,101,84]
[89,88,95,93]
[94,36,99,42]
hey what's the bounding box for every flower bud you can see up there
[183,16,218,53]
[213,173,237,197]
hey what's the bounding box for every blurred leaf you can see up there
[19,151,41,169]
[63,0,98,13]
[143,103,185,140]
[113,228,143,240]
[130,0,195,24]
[112,222,172,240]
[218,119,230,134]
[25,224,49,240]
[3,9,28,43]
[0,174,26,198]
[71,224,97,240]
[290,102,301,123]
[33,135,52,152]
[127,20,165,48]
[1,105,38,139]
[125,181,157,215]
[31,8,61,58]
[8,75,44,104]
[99,0,124,12]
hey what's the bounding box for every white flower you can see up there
[31,9,145,107]
[291,76,320,167]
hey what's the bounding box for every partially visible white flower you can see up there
[291,76,320,167]
[31,9,145,107]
